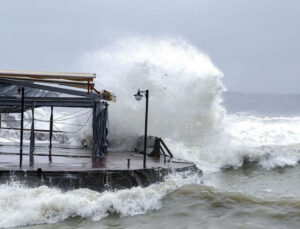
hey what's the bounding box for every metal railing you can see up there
[150,137,173,158]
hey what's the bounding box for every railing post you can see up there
[160,139,174,158]
[149,137,161,158]
[19,87,24,167]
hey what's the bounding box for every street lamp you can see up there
[134,89,149,169]
[15,87,22,99]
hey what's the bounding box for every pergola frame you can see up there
[0,70,113,167]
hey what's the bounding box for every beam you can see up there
[0,97,95,108]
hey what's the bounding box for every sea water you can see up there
[0,37,299,229]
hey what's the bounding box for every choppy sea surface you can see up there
[1,165,299,229]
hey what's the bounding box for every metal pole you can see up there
[49,106,53,161]
[29,103,35,167]
[19,87,24,167]
[29,103,35,155]
[0,113,1,129]
[143,90,149,169]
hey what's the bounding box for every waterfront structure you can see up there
[0,70,198,191]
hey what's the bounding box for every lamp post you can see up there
[134,89,149,169]
[16,87,24,167]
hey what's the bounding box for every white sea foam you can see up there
[164,114,300,171]
[0,173,201,228]
[224,114,300,169]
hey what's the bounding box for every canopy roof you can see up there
[0,70,110,157]
[0,69,116,113]
[0,70,95,81]
[0,70,97,90]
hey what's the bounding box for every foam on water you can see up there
[0,173,201,228]
[225,114,300,169]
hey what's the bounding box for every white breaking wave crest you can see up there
[0,173,201,228]
[225,114,300,169]
[82,37,300,171]
[164,114,300,172]
[83,37,225,149]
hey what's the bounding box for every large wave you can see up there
[81,37,232,171]
[1,173,299,228]
[81,37,300,172]
[225,114,300,169]
[82,37,225,147]
[0,173,201,228]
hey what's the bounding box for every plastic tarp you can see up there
[0,83,58,113]
[92,101,109,157]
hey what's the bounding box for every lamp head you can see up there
[134,89,143,101]
[15,87,22,99]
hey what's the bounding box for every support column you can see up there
[92,101,99,157]
[29,103,35,166]
[19,87,24,168]
[92,101,106,157]
[49,106,53,162]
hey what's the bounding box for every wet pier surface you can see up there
[0,143,194,171]
[0,143,199,191]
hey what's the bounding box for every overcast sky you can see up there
[0,0,299,93]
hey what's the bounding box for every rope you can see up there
[1,109,91,123]
[1,115,92,127]
[72,112,93,133]
[54,110,91,121]
[53,112,93,134]
[0,135,19,143]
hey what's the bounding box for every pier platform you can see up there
[0,143,199,191]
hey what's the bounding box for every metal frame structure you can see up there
[0,70,115,167]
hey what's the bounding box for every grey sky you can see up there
[0,0,299,93]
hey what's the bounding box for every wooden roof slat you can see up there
[0,70,116,102]
[0,76,94,90]
[0,70,95,82]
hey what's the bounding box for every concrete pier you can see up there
[0,143,200,192]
